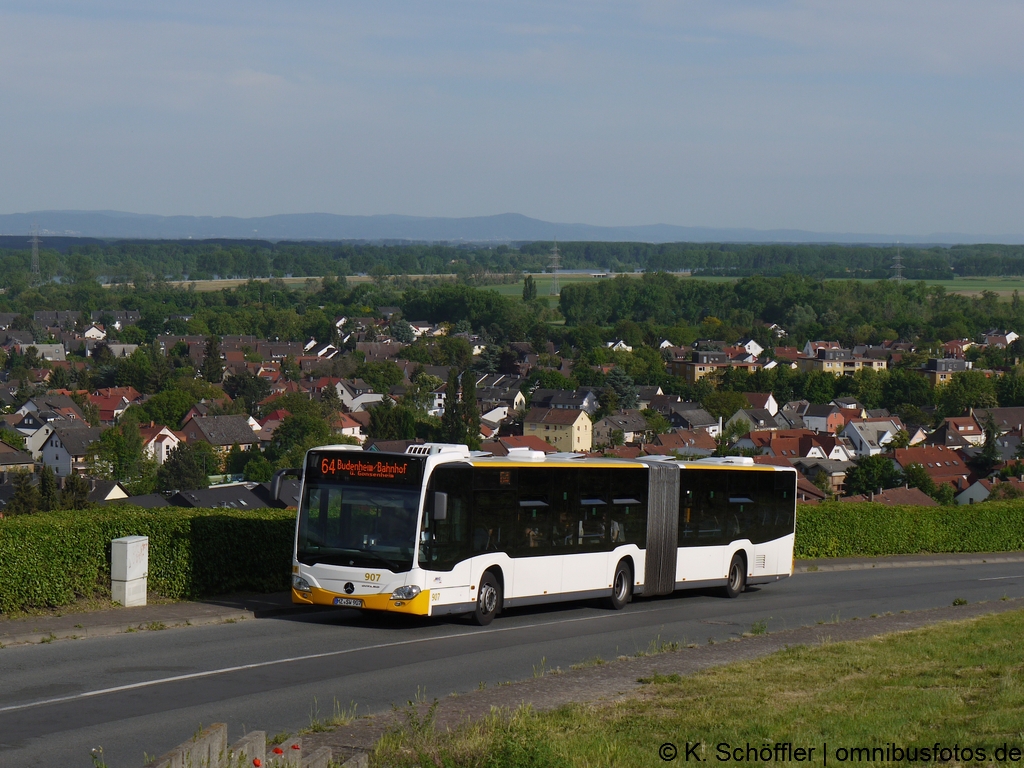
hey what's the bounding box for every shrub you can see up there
[0,506,295,613]
[795,500,1024,559]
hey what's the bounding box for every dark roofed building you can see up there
[181,414,258,452]
[168,484,268,509]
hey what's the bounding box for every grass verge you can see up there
[373,609,1024,767]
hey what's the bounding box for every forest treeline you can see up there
[3,238,1024,286]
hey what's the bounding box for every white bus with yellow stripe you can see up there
[291,443,796,625]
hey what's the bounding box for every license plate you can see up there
[333,597,363,607]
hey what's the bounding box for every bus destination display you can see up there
[307,452,422,484]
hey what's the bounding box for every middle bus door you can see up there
[513,469,563,599]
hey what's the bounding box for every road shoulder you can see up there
[302,598,1024,763]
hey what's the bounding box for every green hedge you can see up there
[795,501,1024,559]
[5,501,1024,614]
[0,506,295,613]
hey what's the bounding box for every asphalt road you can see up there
[2,562,1024,768]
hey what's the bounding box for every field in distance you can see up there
[116,272,1024,298]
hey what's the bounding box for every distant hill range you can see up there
[0,210,1020,245]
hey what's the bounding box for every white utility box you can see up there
[111,536,148,607]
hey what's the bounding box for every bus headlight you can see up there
[390,585,421,600]
[293,576,311,592]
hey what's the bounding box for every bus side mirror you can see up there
[433,492,448,521]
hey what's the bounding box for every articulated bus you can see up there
[291,444,796,625]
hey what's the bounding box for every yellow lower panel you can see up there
[293,585,432,616]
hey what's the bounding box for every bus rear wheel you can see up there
[608,560,633,610]
[473,572,502,626]
[723,553,746,598]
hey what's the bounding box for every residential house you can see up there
[168,484,269,510]
[726,408,782,433]
[970,407,1024,434]
[18,343,67,362]
[665,406,721,438]
[139,423,181,465]
[798,347,887,376]
[479,435,557,456]
[918,358,969,387]
[743,392,778,416]
[841,486,938,507]
[792,459,850,496]
[984,330,1019,348]
[523,407,592,453]
[42,424,105,478]
[0,440,35,472]
[649,429,716,457]
[636,386,664,410]
[842,418,904,457]
[17,394,85,421]
[90,310,140,329]
[956,476,1024,505]
[181,414,258,454]
[329,412,365,444]
[34,310,81,327]
[736,338,765,357]
[529,388,599,416]
[892,445,971,492]
[803,404,845,434]
[592,410,650,446]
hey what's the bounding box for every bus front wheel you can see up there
[473,572,502,626]
[723,553,747,598]
[609,560,633,610]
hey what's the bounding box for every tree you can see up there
[714,418,750,457]
[243,453,275,482]
[354,361,404,393]
[969,414,1002,476]
[5,470,39,515]
[641,408,671,437]
[38,465,59,512]
[440,369,466,444]
[390,319,415,344]
[368,398,417,441]
[605,367,638,410]
[522,275,537,302]
[131,389,197,428]
[156,443,216,492]
[937,370,997,418]
[321,382,342,415]
[902,462,937,496]
[271,414,331,459]
[702,390,748,420]
[225,443,250,475]
[223,370,271,415]
[844,455,904,496]
[60,473,91,510]
[460,371,481,450]
[887,429,912,450]
[201,335,224,383]
[87,419,157,495]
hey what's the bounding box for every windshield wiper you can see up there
[353,548,403,572]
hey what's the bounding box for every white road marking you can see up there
[0,609,638,715]
[978,575,1024,581]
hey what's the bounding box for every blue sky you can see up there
[1,1,1022,235]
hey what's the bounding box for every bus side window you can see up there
[678,483,696,545]
[472,490,515,553]
[610,469,647,546]
[578,472,610,549]
[696,473,727,545]
[774,471,795,538]
[517,467,554,555]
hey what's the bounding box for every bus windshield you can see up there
[296,483,421,572]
